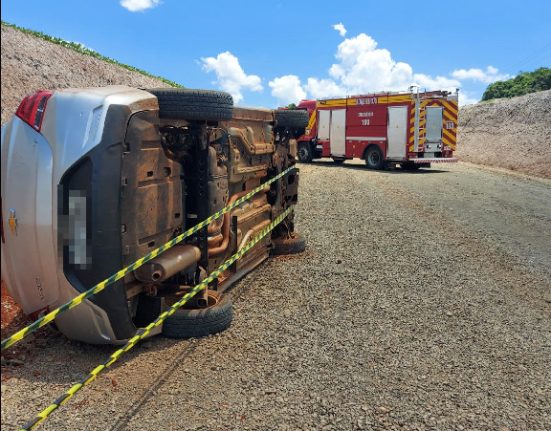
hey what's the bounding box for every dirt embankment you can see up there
[457,90,551,179]
[1,25,173,124]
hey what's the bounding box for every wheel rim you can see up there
[369,151,380,166]
[298,146,309,161]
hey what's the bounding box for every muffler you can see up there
[134,245,201,283]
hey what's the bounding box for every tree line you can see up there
[482,67,551,101]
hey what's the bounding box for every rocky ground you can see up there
[2,21,551,431]
[2,161,550,430]
[457,90,551,179]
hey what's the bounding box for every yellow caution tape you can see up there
[21,206,294,431]
[1,166,296,351]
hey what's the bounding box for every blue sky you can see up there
[2,0,550,106]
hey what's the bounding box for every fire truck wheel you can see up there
[146,88,233,121]
[162,290,233,339]
[365,146,384,170]
[298,143,313,163]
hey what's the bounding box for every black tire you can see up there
[332,157,345,165]
[272,235,306,255]
[146,88,233,121]
[162,291,232,339]
[365,146,384,170]
[298,142,313,163]
[275,110,309,129]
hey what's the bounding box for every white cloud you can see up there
[120,0,161,12]
[451,66,509,84]
[332,23,347,37]
[412,73,460,90]
[458,91,479,106]
[305,78,345,99]
[201,51,263,104]
[268,75,306,104]
[333,33,377,66]
[268,26,505,106]
[324,33,463,95]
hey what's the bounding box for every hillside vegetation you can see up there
[482,67,551,101]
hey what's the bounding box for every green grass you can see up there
[1,21,183,88]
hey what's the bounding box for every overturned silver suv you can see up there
[1,86,307,344]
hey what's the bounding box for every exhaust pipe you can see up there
[134,245,201,283]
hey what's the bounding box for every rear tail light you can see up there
[1,198,5,244]
[15,90,53,132]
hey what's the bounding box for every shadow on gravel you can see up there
[2,333,118,384]
[0,328,187,387]
[2,332,194,429]
[106,264,279,431]
[1,264,273,389]
[306,160,449,174]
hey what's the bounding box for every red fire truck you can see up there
[295,89,459,169]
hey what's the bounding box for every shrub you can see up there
[482,67,551,101]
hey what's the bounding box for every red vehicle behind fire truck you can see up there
[295,89,459,169]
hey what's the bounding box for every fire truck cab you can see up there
[295,89,459,170]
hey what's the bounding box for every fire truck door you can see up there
[318,110,330,140]
[387,106,408,159]
[329,109,346,156]
[425,106,443,153]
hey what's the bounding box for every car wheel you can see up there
[274,110,309,129]
[146,88,233,121]
[365,146,384,169]
[272,234,306,255]
[298,143,313,163]
[162,290,232,339]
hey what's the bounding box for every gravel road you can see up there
[2,162,550,431]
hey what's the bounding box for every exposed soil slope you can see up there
[1,25,173,124]
[457,90,551,178]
